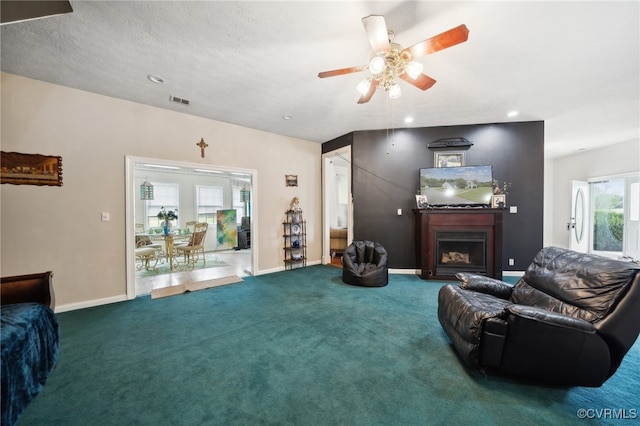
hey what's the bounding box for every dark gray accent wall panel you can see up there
[326,121,544,272]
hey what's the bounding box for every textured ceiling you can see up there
[1,1,638,159]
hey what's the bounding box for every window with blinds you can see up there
[147,183,180,228]
[197,185,223,225]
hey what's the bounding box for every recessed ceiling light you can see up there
[404,116,414,124]
[147,74,165,84]
[507,110,519,117]
[282,115,292,120]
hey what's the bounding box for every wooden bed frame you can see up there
[0,271,54,308]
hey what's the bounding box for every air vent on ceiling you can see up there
[170,96,190,106]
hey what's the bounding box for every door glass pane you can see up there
[591,179,624,253]
[574,188,584,243]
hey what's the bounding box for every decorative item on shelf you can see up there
[415,194,429,209]
[290,196,302,212]
[491,194,506,209]
[283,208,307,270]
[492,179,511,209]
[157,207,178,234]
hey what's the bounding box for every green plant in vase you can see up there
[157,207,178,233]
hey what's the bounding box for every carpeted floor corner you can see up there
[17,266,639,425]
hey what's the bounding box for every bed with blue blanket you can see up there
[1,272,59,426]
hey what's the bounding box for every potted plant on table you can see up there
[157,207,178,234]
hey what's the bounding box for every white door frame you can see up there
[322,146,353,264]
[124,155,258,298]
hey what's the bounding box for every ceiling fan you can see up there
[318,15,469,104]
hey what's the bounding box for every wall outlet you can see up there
[397,208,402,216]
[508,258,515,266]
[101,212,110,222]
[510,206,518,214]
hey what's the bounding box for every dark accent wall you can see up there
[323,121,544,272]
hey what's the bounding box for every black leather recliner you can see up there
[342,240,388,287]
[438,246,640,387]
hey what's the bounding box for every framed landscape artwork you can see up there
[1,151,63,186]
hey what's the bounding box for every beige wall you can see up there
[548,139,640,248]
[1,73,321,310]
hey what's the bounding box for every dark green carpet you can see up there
[18,266,639,425]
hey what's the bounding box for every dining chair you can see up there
[135,239,158,271]
[175,227,208,268]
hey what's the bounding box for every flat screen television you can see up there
[419,165,493,207]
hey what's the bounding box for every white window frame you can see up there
[588,172,640,260]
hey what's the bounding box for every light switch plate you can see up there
[509,206,518,214]
[101,212,110,222]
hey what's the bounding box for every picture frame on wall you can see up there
[1,151,63,186]
[285,174,298,187]
[434,151,465,168]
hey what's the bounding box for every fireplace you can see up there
[414,209,503,280]
[435,230,488,276]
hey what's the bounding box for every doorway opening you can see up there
[125,156,257,298]
[322,147,353,266]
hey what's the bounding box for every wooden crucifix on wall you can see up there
[196,138,209,158]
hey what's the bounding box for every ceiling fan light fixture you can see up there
[356,78,372,95]
[405,61,424,80]
[369,56,386,75]
[388,83,401,99]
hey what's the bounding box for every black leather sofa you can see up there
[342,240,388,287]
[438,246,640,387]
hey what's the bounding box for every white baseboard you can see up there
[55,294,128,313]
[389,268,421,275]
[255,259,322,276]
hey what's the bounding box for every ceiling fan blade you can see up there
[357,79,379,104]
[403,24,469,60]
[400,72,436,91]
[362,15,391,54]
[318,65,367,78]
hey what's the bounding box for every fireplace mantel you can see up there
[414,208,503,280]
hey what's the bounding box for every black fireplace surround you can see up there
[435,230,488,277]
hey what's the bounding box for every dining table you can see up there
[145,231,191,270]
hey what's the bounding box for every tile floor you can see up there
[136,249,252,295]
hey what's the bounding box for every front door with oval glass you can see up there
[569,180,589,253]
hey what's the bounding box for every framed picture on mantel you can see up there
[415,194,429,209]
[492,194,506,208]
